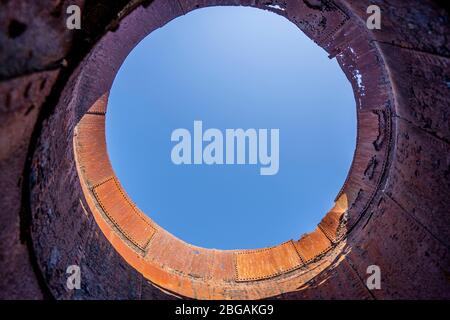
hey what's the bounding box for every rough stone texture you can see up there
[345,194,449,299]
[0,0,82,80]
[0,144,44,300]
[0,69,60,299]
[0,0,148,299]
[0,0,449,299]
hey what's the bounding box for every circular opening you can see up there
[106,6,356,250]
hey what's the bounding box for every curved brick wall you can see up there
[0,0,449,299]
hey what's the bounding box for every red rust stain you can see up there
[93,176,156,251]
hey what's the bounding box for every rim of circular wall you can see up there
[32,0,395,299]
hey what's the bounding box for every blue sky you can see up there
[106,6,356,250]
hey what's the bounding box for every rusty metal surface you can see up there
[93,177,156,251]
[235,241,303,281]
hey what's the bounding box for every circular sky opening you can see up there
[106,6,356,250]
